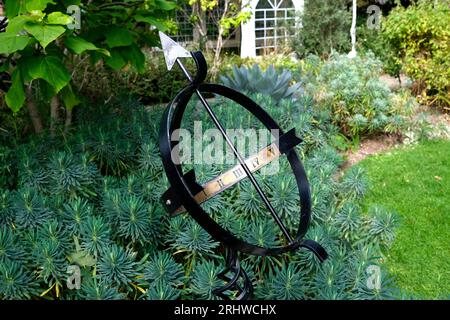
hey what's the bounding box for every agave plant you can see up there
[220,64,303,102]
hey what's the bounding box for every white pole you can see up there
[348,0,357,58]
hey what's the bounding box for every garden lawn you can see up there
[359,139,450,299]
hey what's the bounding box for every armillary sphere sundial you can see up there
[158,32,328,300]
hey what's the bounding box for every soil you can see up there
[340,135,401,172]
[338,111,450,175]
[379,74,412,91]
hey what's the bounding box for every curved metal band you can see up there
[190,51,208,85]
[159,82,313,256]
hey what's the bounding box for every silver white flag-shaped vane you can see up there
[159,31,192,71]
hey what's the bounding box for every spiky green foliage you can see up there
[97,244,138,288]
[189,260,222,300]
[171,220,219,257]
[37,219,71,253]
[141,252,184,287]
[0,91,404,300]
[0,262,39,300]
[303,52,417,138]
[220,65,303,102]
[365,205,400,247]
[62,198,94,235]
[340,167,368,201]
[263,263,308,300]
[146,281,180,300]
[116,194,154,243]
[13,188,52,230]
[17,154,49,192]
[0,190,14,226]
[79,279,125,300]
[0,226,26,264]
[333,203,363,243]
[47,151,98,198]
[80,216,112,257]
[234,181,266,218]
[268,176,299,223]
[137,142,161,173]
[33,240,67,286]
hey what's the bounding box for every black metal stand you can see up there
[213,248,253,300]
[157,40,329,301]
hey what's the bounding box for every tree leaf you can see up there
[24,55,70,93]
[5,15,32,34]
[104,27,133,48]
[38,79,57,102]
[0,33,30,54]
[5,0,27,17]
[64,36,110,56]
[47,12,73,25]
[121,44,145,74]
[5,68,25,113]
[24,23,65,48]
[104,48,127,70]
[134,15,170,31]
[155,0,177,11]
[25,0,55,12]
[60,85,80,110]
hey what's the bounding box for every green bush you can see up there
[304,52,417,139]
[357,23,401,77]
[0,93,403,300]
[292,0,351,57]
[381,1,450,109]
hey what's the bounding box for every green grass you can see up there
[359,139,450,299]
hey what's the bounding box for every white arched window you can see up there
[254,0,296,55]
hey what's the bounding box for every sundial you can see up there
[158,32,328,300]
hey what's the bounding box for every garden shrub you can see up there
[71,51,191,106]
[304,51,417,139]
[292,0,351,57]
[357,23,401,77]
[0,93,403,300]
[382,1,450,110]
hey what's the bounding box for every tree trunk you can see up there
[50,95,60,137]
[212,28,224,77]
[64,107,73,134]
[193,2,208,51]
[26,85,44,134]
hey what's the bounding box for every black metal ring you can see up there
[159,82,312,256]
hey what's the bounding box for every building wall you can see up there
[240,0,304,58]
